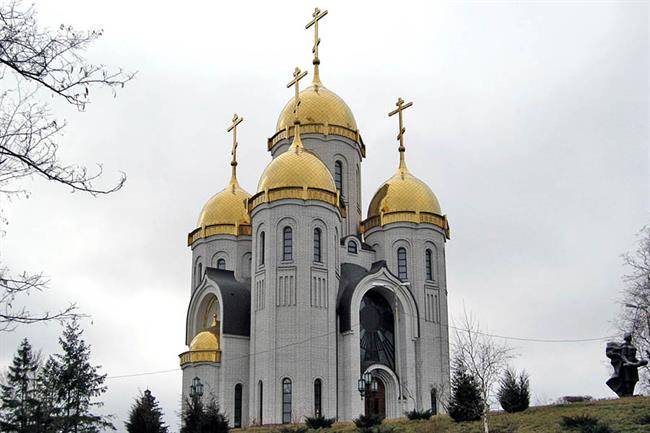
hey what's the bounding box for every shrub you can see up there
[497,368,530,413]
[447,367,483,422]
[405,409,434,420]
[560,415,612,433]
[305,415,336,429]
[353,413,383,429]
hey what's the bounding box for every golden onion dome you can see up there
[363,146,449,238]
[180,316,221,366]
[196,179,251,229]
[276,81,357,133]
[189,328,220,351]
[257,134,336,193]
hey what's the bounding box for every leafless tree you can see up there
[618,225,650,388]
[0,1,134,331]
[453,309,515,433]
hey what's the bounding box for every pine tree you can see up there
[497,369,530,413]
[44,318,114,433]
[180,397,204,433]
[447,366,484,422]
[0,339,42,433]
[201,398,229,433]
[125,390,168,433]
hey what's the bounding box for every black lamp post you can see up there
[357,372,378,399]
[190,376,204,400]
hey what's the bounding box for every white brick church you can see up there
[179,8,451,427]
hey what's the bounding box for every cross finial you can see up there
[388,97,413,170]
[226,113,243,183]
[286,67,308,149]
[305,7,328,85]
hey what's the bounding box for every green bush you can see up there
[405,409,434,420]
[447,367,483,422]
[304,415,336,429]
[353,413,383,429]
[560,415,612,433]
[497,369,530,413]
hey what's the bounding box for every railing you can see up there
[187,224,252,246]
[179,349,222,366]
[267,123,366,157]
[248,187,340,213]
[361,212,450,239]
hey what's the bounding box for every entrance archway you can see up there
[364,376,386,417]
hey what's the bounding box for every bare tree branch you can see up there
[0,1,134,331]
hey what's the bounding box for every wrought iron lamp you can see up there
[357,372,378,399]
[190,376,204,399]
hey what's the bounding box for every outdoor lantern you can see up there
[190,376,204,398]
[357,378,365,394]
[370,379,378,393]
[363,372,372,384]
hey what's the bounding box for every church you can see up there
[179,8,451,427]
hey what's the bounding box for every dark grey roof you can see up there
[340,234,375,251]
[206,268,250,337]
[336,261,387,332]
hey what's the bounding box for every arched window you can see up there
[283,227,293,261]
[234,384,243,427]
[281,378,292,424]
[314,379,322,417]
[431,388,438,415]
[313,228,322,262]
[425,249,433,280]
[348,240,358,254]
[259,232,265,265]
[216,258,226,270]
[258,380,263,424]
[334,160,343,195]
[196,263,203,284]
[397,247,408,281]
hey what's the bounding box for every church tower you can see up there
[268,9,364,238]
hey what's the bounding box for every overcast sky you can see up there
[1,0,648,431]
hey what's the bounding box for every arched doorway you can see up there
[364,376,386,417]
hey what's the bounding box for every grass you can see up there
[235,397,650,433]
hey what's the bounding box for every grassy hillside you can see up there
[239,397,650,433]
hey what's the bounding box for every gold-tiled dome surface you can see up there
[368,168,442,218]
[276,84,357,132]
[189,329,220,351]
[197,182,251,228]
[257,145,336,193]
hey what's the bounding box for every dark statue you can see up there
[605,333,648,397]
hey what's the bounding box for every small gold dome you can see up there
[368,166,442,218]
[257,137,336,193]
[276,83,357,133]
[197,179,251,229]
[189,317,220,351]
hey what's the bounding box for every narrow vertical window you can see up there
[197,263,202,284]
[258,380,263,424]
[425,249,433,280]
[313,228,322,262]
[259,232,265,265]
[234,384,243,427]
[397,247,408,280]
[282,378,292,424]
[334,160,343,195]
[283,227,293,261]
[314,379,322,417]
[348,240,357,254]
[217,258,226,270]
[431,388,438,415]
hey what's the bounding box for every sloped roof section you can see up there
[336,261,387,332]
[205,268,251,337]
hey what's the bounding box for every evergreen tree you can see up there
[497,369,530,413]
[201,399,229,433]
[447,366,484,422]
[125,390,168,433]
[0,339,42,433]
[44,318,114,433]
[180,397,204,433]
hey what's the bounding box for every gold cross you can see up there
[286,67,308,123]
[305,8,328,66]
[227,113,243,176]
[388,98,413,160]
